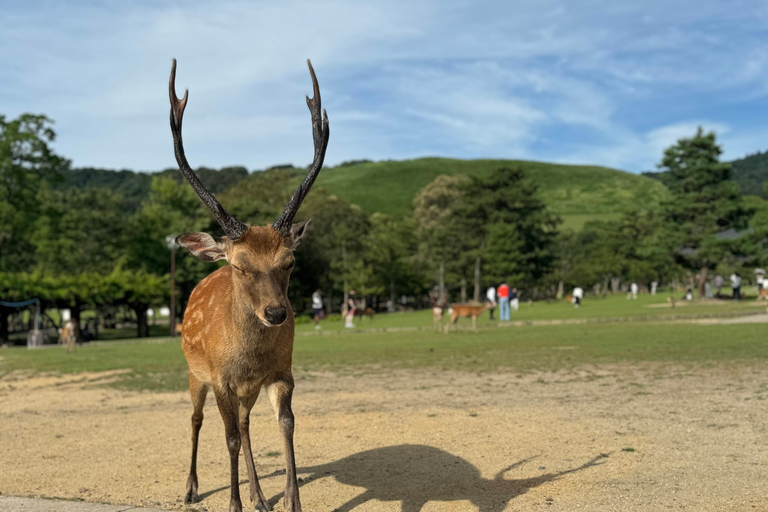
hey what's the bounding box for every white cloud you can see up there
[2,0,768,171]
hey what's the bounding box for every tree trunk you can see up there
[133,306,149,338]
[390,278,395,312]
[439,261,445,305]
[473,257,481,302]
[556,281,564,300]
[461,279,467,303]
[698,266,708,298]
[71,301,81,327]
[0,307,9,344]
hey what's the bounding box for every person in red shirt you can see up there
[497,283,510,321]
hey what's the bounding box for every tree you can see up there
[32,186,127,276]
[413,174,477,296]
[0,114,69,271]
[465,168,560,291]
[414,169,560,299]
[659,128,750,296]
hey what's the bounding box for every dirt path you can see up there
[1,364,767,511]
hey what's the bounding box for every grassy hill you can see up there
[308,158,669,230]
[731,151,768,197]
[59,157,670,231]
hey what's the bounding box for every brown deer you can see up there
[169,58,329,512]
[444,303,489,332]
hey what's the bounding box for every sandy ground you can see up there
[1,363,768,512]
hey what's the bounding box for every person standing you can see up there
[572,286,584,308]
[486,285,497,320]
[510,287,519,311]
[630,282,638,300]
[730,273,742,300]
[345,290,358,328]
[651,281,658,296]
[498,282,510,321]
[713,275,724,297]
[312,289,324,330]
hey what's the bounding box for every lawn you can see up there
[1,293,766,393]
[294,289,764,334]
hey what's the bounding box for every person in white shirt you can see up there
[572,286,584,308]
[630,282,638,300]
[486,286,497,320]
[311,289,323,330]
[730,273,742,301]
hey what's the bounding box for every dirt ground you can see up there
[1,363,768,512]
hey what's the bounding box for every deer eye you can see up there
[231,264,245,274]
[284,260,295,271]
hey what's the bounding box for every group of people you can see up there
[311,289,365,330]
[486,283,519,321]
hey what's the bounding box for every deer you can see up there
[429,291,446,332]
[58,318,79,353]
[168,58,329,512]
[444,303,489,333]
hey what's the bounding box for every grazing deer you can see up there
[169,58,329,512]
[444,303,488,332]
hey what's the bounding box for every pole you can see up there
[342,241,348,312]
[170,246,176,337]
[439,260,445,305]
[474,257,481,302]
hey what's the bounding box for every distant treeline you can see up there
[644,150,768,198]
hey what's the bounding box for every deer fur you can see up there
[169,58,328,512]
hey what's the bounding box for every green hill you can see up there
[731,151,768,197]
[58,157,670,231]
[307,158,669,230]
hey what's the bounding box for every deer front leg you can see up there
[268,378,301,512]
[214,386,243,512]
[185,375,208,504]
[238,395,272,512]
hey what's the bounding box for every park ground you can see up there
[2,294,768,511]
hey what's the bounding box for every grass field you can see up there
[2,293,765,393]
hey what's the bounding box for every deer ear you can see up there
[176,232,229,262]
[289,220,312,249]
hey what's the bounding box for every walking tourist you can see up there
[312,289,323,330]
[486,285,497,320]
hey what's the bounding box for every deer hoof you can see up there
[183,491,200,504]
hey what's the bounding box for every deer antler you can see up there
[272,59,330,236]
[169,59,248,240]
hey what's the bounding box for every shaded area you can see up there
[263,444,607,512]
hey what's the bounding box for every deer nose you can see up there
[264,305,287,325]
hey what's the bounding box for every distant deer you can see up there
[444,303,488,332]
[429,291,446,331]
[58,319,79,353]
[169,58,329,512]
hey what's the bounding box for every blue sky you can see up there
[2,0,768,173]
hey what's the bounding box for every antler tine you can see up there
[169,59,248,240]
[273,59,330,236]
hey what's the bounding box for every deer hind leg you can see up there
[213,385,244,512]
[185,374,209,504]
[268,377,302,512]
[238,393,271,512]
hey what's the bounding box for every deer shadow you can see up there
[261,444,607,512]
